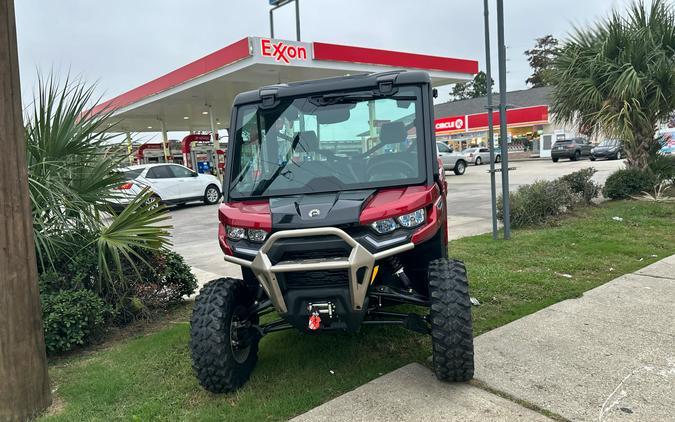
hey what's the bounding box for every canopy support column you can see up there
[159,119,170,162]
[125,132,134,164]
[208,105,221,177]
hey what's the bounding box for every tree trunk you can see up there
[625,126,657,171]
[0,0,52,420]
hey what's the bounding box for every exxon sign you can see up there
[260,39,308,64]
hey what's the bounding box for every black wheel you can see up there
[428,258,474,382]
[204,185,221,205]
[495,155,501,163]
[190,278,260,393]
[475,157,482,166]
[552,157,559,163]
[590,156,596,161]
[453,160,466,176]
[571,150,580,161]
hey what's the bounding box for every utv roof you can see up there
[232,70,430,105]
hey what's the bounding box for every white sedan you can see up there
[114,164,222,207]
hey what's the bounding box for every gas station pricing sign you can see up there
[260,39,308,64]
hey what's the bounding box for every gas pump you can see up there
[136,143,166,164]
[181,134,219,174]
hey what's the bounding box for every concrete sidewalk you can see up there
[291,255,675,422]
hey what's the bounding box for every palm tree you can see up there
[550,0,675,170]
[25,75,171,289]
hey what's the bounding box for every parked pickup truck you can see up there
[437,142,467,175]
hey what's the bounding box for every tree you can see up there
[449,71,493,101]
[1,0,52,420]
[524,35,560,87]
[550,0,675,171]
[25,75,171,286]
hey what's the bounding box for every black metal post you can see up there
[269,7,275,38]
[496,0,511,239]
[483,0,498,240]
[295,0,301,41]
[269,0,301,41]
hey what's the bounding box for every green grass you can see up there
[41,201,675,421]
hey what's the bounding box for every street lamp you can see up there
[269,0,301,42]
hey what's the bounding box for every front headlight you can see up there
[397,209,426,228]
[226,226,246,240]
[246,228,268,243]
[226,226,269,242]
[370,218,398,234]
[370,208,426,234]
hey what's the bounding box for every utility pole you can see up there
[483,0,498,240]
[0,0,53,420]
[496,0,512,239]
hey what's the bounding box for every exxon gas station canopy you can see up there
[95,36,478,133]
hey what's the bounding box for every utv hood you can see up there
[269,190,375,230]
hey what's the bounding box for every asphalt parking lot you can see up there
[169,157,626,278]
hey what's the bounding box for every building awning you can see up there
[96,36,478,133]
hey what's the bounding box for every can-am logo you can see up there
[260,39,308,64]
[435,117,465,131]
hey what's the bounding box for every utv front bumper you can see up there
[223,227,414,314]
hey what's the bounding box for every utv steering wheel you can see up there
[367,160,416,181]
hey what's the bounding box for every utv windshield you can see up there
[228,86,425,199]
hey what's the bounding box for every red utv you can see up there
[189,71,474,392]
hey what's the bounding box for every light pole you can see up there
[269,0,301,41]
[483,0,498,240]
[496,0,512,239]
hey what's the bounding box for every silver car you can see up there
[437,142,468,175]
[462,147,501,165]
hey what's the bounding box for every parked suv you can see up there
[590,139,624,161]
[551,138,592,162]
[437,142,468,175]
[189,71,475,393]
[114,163,222,207]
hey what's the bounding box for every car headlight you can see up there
[397,208,426,228]
[370,208,426,234]
[246,228,268,243]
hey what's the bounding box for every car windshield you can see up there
[228,86,425,198]
[461,148,477,154]
[598,140,618,147]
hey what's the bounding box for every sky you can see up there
[14,0,628,139]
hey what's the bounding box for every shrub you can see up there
[558,167,601,204]
[603,169,657,199]
[133,251,197,309]
[498,180,575,228]
[649,155,675,186]
[41,290,110,355]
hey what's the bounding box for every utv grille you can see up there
[279,249,347,262]
[283,270,349,289]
